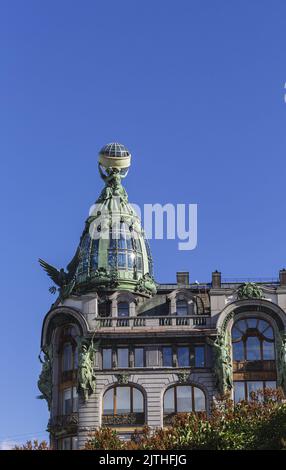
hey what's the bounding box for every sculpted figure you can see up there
[208,332,232,396]
[277,333,286,392]
[38,344,53,410]
[77,338,97,401]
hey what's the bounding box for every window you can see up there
[60,325,78,375]
[232,318,275,362]
[176,300,188,316]
[163,385,206,425]
[117,348,129,368]
[108,223,143,273]
[162,347,173,367]
[118,302,129,317]
[194,346,205,367]
[134,348,144,367]
[102,348,112,369]
[177,347,190,367]
[102,386,145,426]
[59,436,78,450]
[234,380,277,403]
[62,387,78,415]
[232,317,277,402]
[63,343,73,371]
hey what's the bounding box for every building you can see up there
[38,142,286,450]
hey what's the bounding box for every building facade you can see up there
[38,143,286,450]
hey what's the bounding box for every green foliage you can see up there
[85,389,286,450]
[84,427,123,450]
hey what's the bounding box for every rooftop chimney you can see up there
[279,269,286,286]
[176,272,189,286]
[212,270,221,288]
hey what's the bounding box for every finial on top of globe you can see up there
[98,142,131,181]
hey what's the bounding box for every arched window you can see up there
[102,386,145,427]
[232,317,277,402]
[232,318,275,361]
[163,385,206,425]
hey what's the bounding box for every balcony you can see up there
[47,412,79,435]
[94,315,211,330]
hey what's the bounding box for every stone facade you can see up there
[40,275,286,449]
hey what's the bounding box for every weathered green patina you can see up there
[277,332,286,393]
[39,144,156,299]
[37,344,53,410]
[208,331,232,396]
[237,282,264,300]
[77,338,97,401]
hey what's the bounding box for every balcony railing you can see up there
[48,412,79,434]
[95,315,211,329]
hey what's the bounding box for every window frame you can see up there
[233,380,277,403]
[102,385,146,426]
[163,384,206,423]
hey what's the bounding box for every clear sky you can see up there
[0,0,286,448]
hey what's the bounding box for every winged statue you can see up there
[39,248,81,298]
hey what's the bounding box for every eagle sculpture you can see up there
[39,248,80,296]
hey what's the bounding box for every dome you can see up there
[99,142,130,158]
[73,144,155,296]
[39,143,156,299]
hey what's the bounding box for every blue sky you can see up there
[0,0,286,447]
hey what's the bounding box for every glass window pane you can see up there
[103,388,114,415]
[72,437,78,450]
[62,437,71,450]
[246,336,261,360]
[103,349,112,369]
[134,348,144,367]
[235,320,247,332]
[133,388,144,412]
[246,318,258,328]
[257,319,270,333]
[247,381,263,400]
[73,387,78,412]
[162,347,173,367]
[164,388,175,414]
[118,302,129,317]
[263,326,274,340]
[232,341,244,361]
[194,387,206,411]
[176,300,188,316]
[194,346,205,367]
[177,386,192,412]
[265,381,276,390]
[234,382,245,403]
[118,252,126,268]
[136,254,142,272]
[118,348,129,367]
[177,347,190,367]
[63,343,73,371]
[232,327,242,340]
[263,341,275,360]
[63,388,72,415]
[128,252,135,268]
[74,347,78,369]
[116,387,131,414]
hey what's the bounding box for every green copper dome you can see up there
[39,143,156,299]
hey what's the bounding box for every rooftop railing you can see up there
[95,315,211,329]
